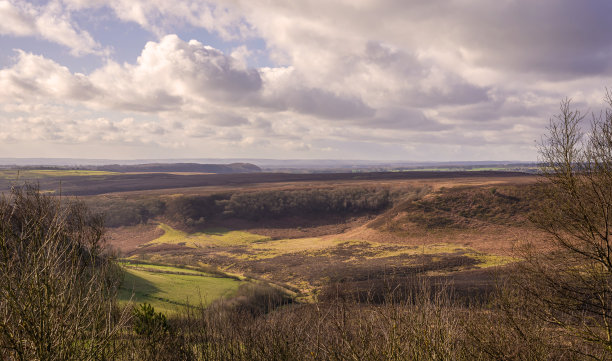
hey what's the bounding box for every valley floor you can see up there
[103,173,543,306]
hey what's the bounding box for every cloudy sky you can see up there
[1,0,611,161]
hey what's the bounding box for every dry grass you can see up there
[107,223,164,253]
[130,223,516,296]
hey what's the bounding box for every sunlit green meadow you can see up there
[118,263,243,314]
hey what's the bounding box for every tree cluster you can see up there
[224,187,392,220]
[90,187,395,227]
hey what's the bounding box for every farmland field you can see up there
[0,169,533,195]
[0,169,119,179]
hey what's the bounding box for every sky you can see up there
[1,0,612,162]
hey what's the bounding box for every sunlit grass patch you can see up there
[366,243,468,258]
[119,261,210,276]
[145,224,516,270]
[464,252,516,268]
[250,237,334,252]
[244,238,375,260]
[118,264,242,314]
[146,223,271,248]
[151,223,189,244]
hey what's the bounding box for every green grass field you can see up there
[118,263,243,314]
[0,169,119,179]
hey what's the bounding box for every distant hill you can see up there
[94,163,261,173]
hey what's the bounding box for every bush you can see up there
[133,303,172,358]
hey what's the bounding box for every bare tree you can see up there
[515,94,612,359]
[0,185,126,361]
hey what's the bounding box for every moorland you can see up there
[2,164,606,360]
[1,167,541,309]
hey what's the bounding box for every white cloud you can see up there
[4,1,612,160]
[89,34,262,111]
[0,0,34,36]
[0,50,98,102]
[1,35,378,123]
[0,0,103,56]
[259,66,374,119]
[63,0,250,39]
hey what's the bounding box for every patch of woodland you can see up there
[88,186,422,229]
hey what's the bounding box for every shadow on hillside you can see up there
[117,269,161,305]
